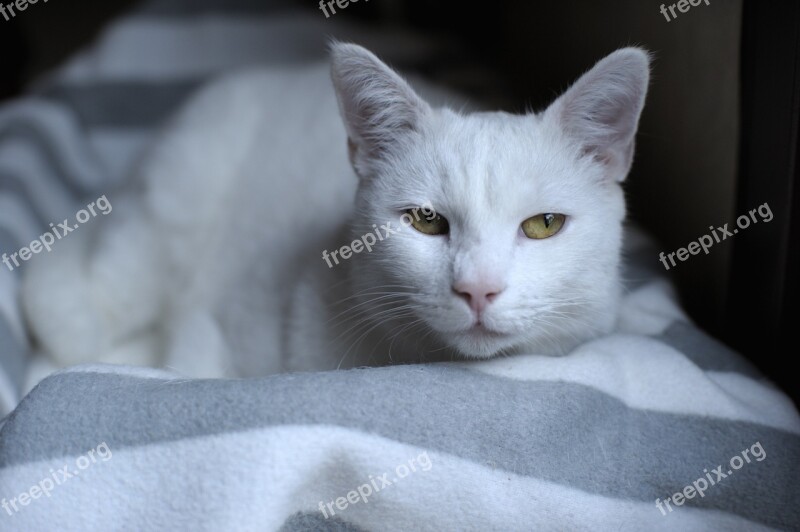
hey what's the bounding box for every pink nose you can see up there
[453,281,505,313]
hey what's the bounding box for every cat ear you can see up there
[330,42,431,179]
[547,47,650,182]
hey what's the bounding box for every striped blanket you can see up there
[1,1,798,530]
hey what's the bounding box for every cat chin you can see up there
[447,333,519,359]
[446,324,606,359]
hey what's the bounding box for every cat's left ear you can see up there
[330,42,431,180]
[546,48,650,182]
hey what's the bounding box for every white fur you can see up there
[21,44,650,377]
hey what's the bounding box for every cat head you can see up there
[330,43,650,358]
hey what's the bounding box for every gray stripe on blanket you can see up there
[0,228,26,405]
[0,301,25,405]
[0,225,22,254]
[0,123,89,198]
[279,512,368,532]
[0,173,51,226]
[38,81,202,129]
[656,321,763,379]
[1,366,797,529]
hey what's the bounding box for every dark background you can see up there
[0,0,796,403]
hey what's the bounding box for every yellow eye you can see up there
[521,213,566,239]
[406,209,449,235]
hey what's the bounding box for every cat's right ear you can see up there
[546,47,650,183]
[330,42,431,180]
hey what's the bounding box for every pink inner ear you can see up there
[580,145,610,164]
[592,151,613,166]
[331,43,431,165]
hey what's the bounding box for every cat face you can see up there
[331,43,649,358]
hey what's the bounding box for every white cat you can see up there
[21,43,650,378]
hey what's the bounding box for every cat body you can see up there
[22,44,650,377]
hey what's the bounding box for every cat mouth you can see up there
[450,322,516,359]
[463,322,506,338]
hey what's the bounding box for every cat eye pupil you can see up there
[521,213,566,240]
[406,208,449,236]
